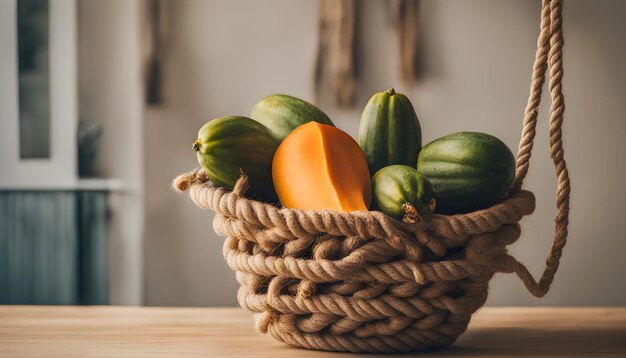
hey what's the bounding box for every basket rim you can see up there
[188,178,535,227]
[173,169,536,255]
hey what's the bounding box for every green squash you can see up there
[358,88,422,175]
[250,94,334,141]
[193,116,279,202]
[417,131,515,214]
[372,165,435,222]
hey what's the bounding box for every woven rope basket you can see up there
[173,0,570,353]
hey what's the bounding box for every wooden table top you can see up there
[0,306,624,357]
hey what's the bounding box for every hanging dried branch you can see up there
[390,0,419,84]
[314,0,356,108]
[145,0,169,105]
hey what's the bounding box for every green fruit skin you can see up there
[250,94,334,141]
[358,89,422,175]
[372,165,434,220]
[195,116,279,202]
[417,131,515,214]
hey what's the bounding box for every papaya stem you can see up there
[385,88,396,96]
[192,140,201,152]
[402,202,421,224]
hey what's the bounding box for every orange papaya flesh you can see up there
[272,122,371,212]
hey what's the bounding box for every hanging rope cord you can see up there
[513,0,570,297]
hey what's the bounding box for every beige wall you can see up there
[144,0,626,306]
[79,0,145,305]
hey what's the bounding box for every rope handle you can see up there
[512,0,570,297]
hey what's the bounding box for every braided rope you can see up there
[513,0,570,298]
[172,0,568,352]
[178,172,535,245]
[172,168,531,353]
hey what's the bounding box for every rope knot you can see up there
[171,168,209,192]
[402,215,446,258]
[232,170,250,197]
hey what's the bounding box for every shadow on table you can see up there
[417,326,626,357]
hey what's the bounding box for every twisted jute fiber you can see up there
[172,0,569,352]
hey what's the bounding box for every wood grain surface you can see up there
[0,306,624,357]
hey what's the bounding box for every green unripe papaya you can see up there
[358,89,422,175]
[417,131,516,214]
[372,165,435,222]
[250,94,334,141]
[193,116,279,202]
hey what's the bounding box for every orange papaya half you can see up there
[272,122,371,212]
